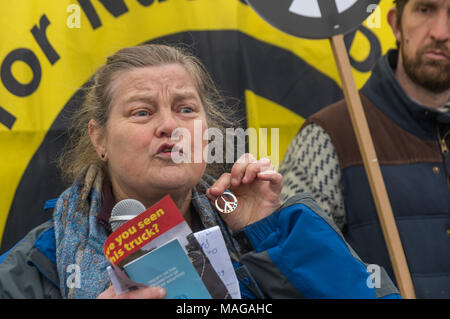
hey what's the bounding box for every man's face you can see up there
[395,0,450,93]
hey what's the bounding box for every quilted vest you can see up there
[306,50,450,298]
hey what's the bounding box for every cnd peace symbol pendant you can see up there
[214,191,238,214]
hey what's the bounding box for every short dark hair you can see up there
[394,0,409,25]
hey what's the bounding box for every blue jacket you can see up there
[0,193,400,299]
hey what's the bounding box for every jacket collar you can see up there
[361,50,450,140]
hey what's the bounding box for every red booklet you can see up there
[104,195,192,267]
[104,195,233,299]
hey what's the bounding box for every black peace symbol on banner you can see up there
[246,0,381,39]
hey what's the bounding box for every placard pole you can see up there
[329,34,416,299]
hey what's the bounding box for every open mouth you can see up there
[156,143,183,158]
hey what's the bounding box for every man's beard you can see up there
[401,40,450,94]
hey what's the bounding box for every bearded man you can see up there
[279,0,450,298]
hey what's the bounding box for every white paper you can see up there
[194,226,241,299]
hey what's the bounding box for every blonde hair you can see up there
[58,44,235,184]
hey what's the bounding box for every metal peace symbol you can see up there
[214,191,238,214]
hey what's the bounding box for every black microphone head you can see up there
[110,199,146,232]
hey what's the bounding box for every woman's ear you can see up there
[387,7,402,44]
[89,119,107,161]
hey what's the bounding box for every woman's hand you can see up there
[206,154,282,231]
[97,285,166,299]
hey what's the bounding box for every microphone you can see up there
[109,199,146,232]
[107,197,232,298]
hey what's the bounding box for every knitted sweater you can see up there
[279,123,346,231]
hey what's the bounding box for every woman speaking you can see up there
[0,44,399,299]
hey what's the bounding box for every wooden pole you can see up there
[329,34,416,299]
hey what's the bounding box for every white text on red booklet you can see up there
[103,195,186,266]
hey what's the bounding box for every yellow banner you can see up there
[0,0,396,247]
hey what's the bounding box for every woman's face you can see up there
[91,64,208,204]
